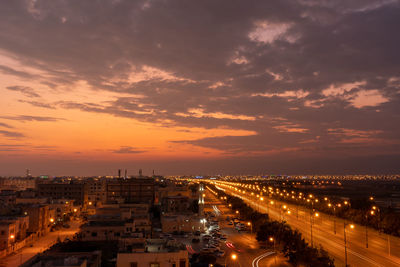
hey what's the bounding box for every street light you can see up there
[310,211,319,247]
[365,209,376,248]
[344,222,355,267]
[247,222,253,233]
[269,237,276,264]
[225,253,238,267]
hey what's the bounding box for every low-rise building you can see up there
[21,251,102,267]
[19,204,51,236]
[80,220,134,241]
[117,239,188,267]
[37,182,88,206]
[0,215,29,249]
[106,178,155,204]
[161,214,203,233]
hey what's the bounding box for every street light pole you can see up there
[333,206,336,235]
[365,214,368,248]
[344,222,348,267]
[310,212,313,247]
[343,222,354,267]
[269,237,276,265]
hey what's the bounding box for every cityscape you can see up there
[1,174,400,267]
[1,0,400,267]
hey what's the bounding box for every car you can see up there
[202,235,211,241]
[220,235,227,240]
[201,248,214,254]
[216,250,225,257]
[194,230,201,236]
[192,238,200,243]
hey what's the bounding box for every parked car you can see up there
[216,250,225,257]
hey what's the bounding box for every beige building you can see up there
[19,204,51,236]
[117,240,188,267]
[86,178,107,206]
[106,178,155,204]
[0,215,29,249]
[37,182,88,206]
[161,214,203,233]
[21,251,102,267]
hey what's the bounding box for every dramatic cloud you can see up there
[0,130,24,138]
[0,0,399,174]
[1,115,65,122]
[0,122,13,128]
[111,146,147,154]
[6,85,40,97]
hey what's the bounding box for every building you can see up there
[80,220,135,241]
[161,196,190,213]
[106,178,155,204]
[37,182,88,206]
[19,204,51,236]
[161,214,203,233]
[86,178,107,206]
[21,251,102,267]
[0,215,29,249]
[0,177,37,191]
[117,239,188,267]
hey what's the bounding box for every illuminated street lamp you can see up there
[269,237,276,264]
[247,222,253,233]
[344,222,355,267]
[310,211,319,247]
[365,209,376,248]
[225,253,238,267]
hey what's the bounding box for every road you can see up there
[213,182,400,267]
[203,190,292,267]
[0,220,81,267]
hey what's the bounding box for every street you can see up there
[202,190,291,267]
[0,220,81,267]
[217,183,400,267]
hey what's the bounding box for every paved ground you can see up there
[217,182,400,267]
[0,220,81,267]
[201,190,292,267]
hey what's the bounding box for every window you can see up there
[130,263,138,267]
[150,263,160,267]
[179,259,186,267]
[91,232,97,237]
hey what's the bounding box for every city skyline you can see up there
[1,0,400,175]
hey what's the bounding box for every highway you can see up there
[203,190,291,267]
[214,182,400,267]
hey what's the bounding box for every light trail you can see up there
[252,251,275,267]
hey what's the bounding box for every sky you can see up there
[0,0,400,176]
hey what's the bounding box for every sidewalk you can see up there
[0,220,81,267]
